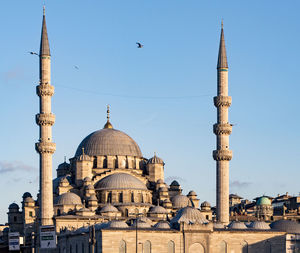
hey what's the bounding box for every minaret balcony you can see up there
[35,142,56,154]
[214,96,231,107]
[36,84,54,96]
[213,150,232,161]
[36,113,55,126]
[213,123,232,135]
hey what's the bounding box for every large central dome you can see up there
[75,128,142,157]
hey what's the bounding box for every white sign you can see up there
[9,232,20,251]
[40,225,56,249]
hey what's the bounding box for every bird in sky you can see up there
[136,42,144,48]
[29,51,39,56]
[74,65,79,70]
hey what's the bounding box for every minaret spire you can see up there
[213,21,232,225]
[35,7,55,226]
[217,20,228,69]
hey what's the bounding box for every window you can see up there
[219,241,227,253]
[13,216,17,222]
[29,211,33,217]
[107,192,112,203]
[119,192,123,203]
[168,241,175,253]
[144,241,151,253]
[57,209,61,216]
[131,193,134,203]
[119,240,126,253]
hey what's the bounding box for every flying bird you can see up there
[74,65,79,70]
[136,42,143,48]
[29,51,39,56]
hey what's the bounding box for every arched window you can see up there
[189,243,204,253]
[119,240,126,253]
[57,209,61,216]
[168,241,175,253]
[103,157,107,168]
[131,192,135,203]
[107,192,112,203]
[93,157,97,168]
[144,241,151,253]
[219,241,227,253]
[119,192,123,203]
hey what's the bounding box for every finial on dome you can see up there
[64,156,66,163]
[221,19,223,29]
[103,105,113,129]
[43,5,45,16]
[82,147,85,155]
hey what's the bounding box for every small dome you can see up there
[89,195,97,201]
[77,153,92,162]
[132,220,151,228]
[95,173,147,190]
[9,203,19,210]
[75,128,142,157]
[228,221,248,230]
[170,180,180,187]
[171,206,208,225]
[24,197,35,203]
[201,201,211,207]
[213,222,225,229]
[107,220,128,228]
[157,179,164,184]
[249,221,270,230]
[86,184,94,190]
[22,192,32,199]
[270,220,300,233]
[148,155,164,165]
[171,195,191,209]
[187,191,197,196]
[149,205,168,214]
[56,192,82,205]
[57,161,70,171]
[159,187,168,192]
[154,221,171,229]
[257,197,271,206]
[99,204,119,213]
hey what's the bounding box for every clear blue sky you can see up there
[0,1,299,224]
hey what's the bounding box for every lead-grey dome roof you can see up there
[95,173,147,190]
[75,128,142,157]
[228,221,248,230]
[99,204,119,213]
[270,220,300,233]
[107,220,128,228]
[56,192,82,205]
[170,206,208,225]
[154,221,171,229]
[249,221,270,230]
[171,195,191,209]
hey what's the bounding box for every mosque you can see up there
[1,8,300,253]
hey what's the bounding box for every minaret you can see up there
[35,7,56,226]
[213,21,232,225]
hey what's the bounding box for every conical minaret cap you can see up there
[40,7,50,56]
[217,21,228,69]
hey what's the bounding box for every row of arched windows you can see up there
[119,240,175,253]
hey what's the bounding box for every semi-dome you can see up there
[201,201,211,207]
[154,221,171,229]
[56,192,82,205]
[95,173,147,190]
[171,206,208,225]
[228,221,248,230]
[256,196,271,206]
[249,221,270,230]
[270,220,300,233]
[75,128,142,157]
[107,220,128,228]
[171,195,191,209]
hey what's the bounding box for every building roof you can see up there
[8,203,19,210]
[170,206,208,225]
[270,220,300,233]
[132,220,151,228]
[249,221,270,230]
[22,192,32,199]
[56,192,82,206]
[170,180,180,187]
[171,195,191,209]
[75,128,142,157]
[201,201,211,207]
[95,173,147,191]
